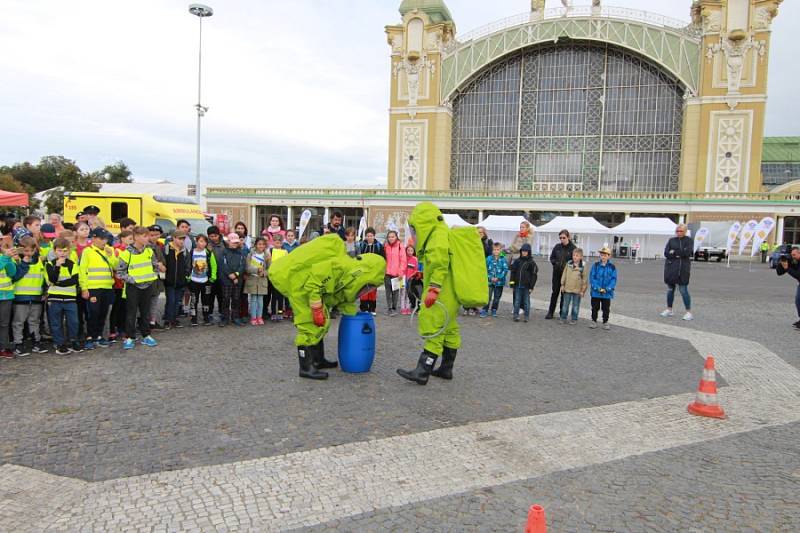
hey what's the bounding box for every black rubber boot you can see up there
[298,346,328,380]
[431,347,457,380]
[315,339,338,369]
[397,351,437,385]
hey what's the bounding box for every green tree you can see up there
[99,161,132,183]
[0,173,29,193]
[43,163,99,215]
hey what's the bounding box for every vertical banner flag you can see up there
[403,217,413,246]
[725,221,742,253]
[357,216,367,241]
[693,227,710,253]
[387,218,399,233]
[738,219,759,255]
[298,209,312,238]
[750,217,776,256]
[323,210,329,227]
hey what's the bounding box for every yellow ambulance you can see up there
[63,192,211,235]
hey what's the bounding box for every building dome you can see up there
[398,0,453,23]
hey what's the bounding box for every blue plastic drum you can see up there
[337,312,376,373]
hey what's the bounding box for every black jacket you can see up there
[550,242,576,273]
[164,246,190,287]
[45,258,79,301]
[776,258,800,284]
[664,236,694,286]
[510,256,539,289]
[358,240,384,257]
[481,236,493,257]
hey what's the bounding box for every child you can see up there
[283,230,300,253]
[400,244,420,315]
[39,223,58,258]
[245,237,270,325]
[46,238,82,355]
[559,248,588,325]
[188,234,217,326]
[268,234,288,321]
[78,228,119,350]
[11,236,47,356]
[110,229,134,342]
[509,243,538,323]
[0,240,16,358]
[163,230,189,329]
[358,228,383,315]
[13,215,41,246]
[589,246,617,330]
[219,233,246,326]
[74,222,91,259]
[116,226,160,349]
[147,225,167,330]
[383,230,406,316]
[481,242,509,318]
[344,228,358,257]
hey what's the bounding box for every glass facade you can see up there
[762,163,800,187]
[451,42,684,192]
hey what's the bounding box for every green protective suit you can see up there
[409,202,463,356]
[269,234,386,347]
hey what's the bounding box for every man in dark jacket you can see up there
[325,211,346,240]
[776,246,800,329]
[545,230,576,319]
[661,224,695,321]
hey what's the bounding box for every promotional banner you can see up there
[738,219,759,255]
[298,209,312,238]
[750,217,776,256]
[725,221,742,253]
[357,216,367,241]
[693,227,710,253]
[403,218,413,246]
[323,210,329,227]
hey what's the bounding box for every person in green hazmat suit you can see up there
[397,202,483,385]
[269,234,386,380]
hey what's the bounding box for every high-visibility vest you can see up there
[47,262,79,298]
[120,247,157,285]
[271,248,288,263]
[79,246,118,290]
[0,262,14,293]
[14,259,45,297]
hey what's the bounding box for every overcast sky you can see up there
[1,0,797,188]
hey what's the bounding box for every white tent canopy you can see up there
[478,215,530,248]
[536,216,610,257]
[442,213,472,228]
[611,217,677,259]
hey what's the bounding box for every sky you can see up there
[1,0,798,188]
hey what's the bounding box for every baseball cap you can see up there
[148,225,163,234]
[89,228,111,240]
[227,232,241,244]
[41,223,58,238]
[173,230,187,239]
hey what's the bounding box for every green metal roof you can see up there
[762,137,800,163]
[399,0,453,23]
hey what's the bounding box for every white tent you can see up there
[611,217,677,259]
[442,213,472,228]
[478,215,530,248]
[536,216,611,257]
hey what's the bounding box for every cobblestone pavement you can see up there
[1,260,799,530]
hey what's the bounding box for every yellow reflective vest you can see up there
[118,246,157,286]
[79,245,119,290]
[48,261,80,298]
[13,258,45,297]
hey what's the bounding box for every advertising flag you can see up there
[357,216,367,241]
[750,217,776,257]
[403,217,413,246]
[693,227,710,254]
[725,221,742,253]
[738,219,759,255]
[298,209,312,238]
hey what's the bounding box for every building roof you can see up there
[762,137,800,163]
[399,0,453,23]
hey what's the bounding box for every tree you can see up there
[43,163,99,215]
[99,161,132,183]
[0,173,29,193]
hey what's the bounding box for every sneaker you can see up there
[55,345,71,356]
[371,311,377,316]
[13,344,29,357]
[793,321,800,330]
[0,349,13,359]
[603,323,611,330]
[191,317,198,327]
[70,342,84,353]
[31,343,48,354]
[172,321,184,329]
[589,321,598,329]
[277,314,285,322]
[491,310,497,318]
[203,319,212,326]
[660,309,674,318]
[258,317,265,325]
[151,322,165,331]
[84,340,97,350]
[524,317,529,323]
[96,339,110,348]
[123,338,136,350]
[163,322,172,330]
[141,336,158,347]
[682,312,694,321]
[513,316,520,323]
[544,314,554,320]
[108,334,118,344]
[218,321,227,328]
[569,320,577,325]
[479,310,488,318]
[559,319,567,324]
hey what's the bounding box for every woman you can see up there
[234,221,254,253]
[546,229,576,320]
[478,226,493,257]
[262,215,286,247]
[49,213,65,235]
[661,224,694,321]
[508,221,535,263]
[383,230,406,316]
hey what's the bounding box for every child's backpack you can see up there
[448,226,489,308]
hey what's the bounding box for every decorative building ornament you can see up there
[714,117,745,193]
[400,126,423,190]
[753,5,777,31]
[394,55,435,115]
[706,35,767,95]
[700,8,721,34]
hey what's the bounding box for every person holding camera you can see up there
[776,246,800,330]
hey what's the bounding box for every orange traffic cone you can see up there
[525,504,546,533]
[687,356,726,419]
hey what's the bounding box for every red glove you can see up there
[311,302,325,327]
[424,287,440,308]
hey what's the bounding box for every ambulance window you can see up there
[111,202,128,222]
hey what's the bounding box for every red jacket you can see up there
[404,256,419,279]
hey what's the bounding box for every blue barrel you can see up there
[337,312,376,373]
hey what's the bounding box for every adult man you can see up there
[776,246,800,330]
[545,230,576,319]
[269,234,386,380]
[325,211,346,240]
[661,224,694,321]
[83,205,101,228]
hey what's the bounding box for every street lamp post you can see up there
[188,3,213,205]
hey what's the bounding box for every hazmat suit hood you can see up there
[337,253,386,302]
[408,202,446,254]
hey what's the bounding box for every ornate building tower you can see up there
[385,0,455,190]
[683,0,781,193]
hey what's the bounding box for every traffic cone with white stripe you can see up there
[687,355,726,419]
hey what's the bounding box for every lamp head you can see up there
[189,3,213,17]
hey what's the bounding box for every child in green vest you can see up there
[11,236,47,356]
[0,239,18,358]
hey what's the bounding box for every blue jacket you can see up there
[589,260,617,299]
[485,255,508,287]
[283,241,300,253]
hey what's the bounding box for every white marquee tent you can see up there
[478,215,530,248]
[611,217,677,259]
[442,213,473,228]
[536,216,611,256]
